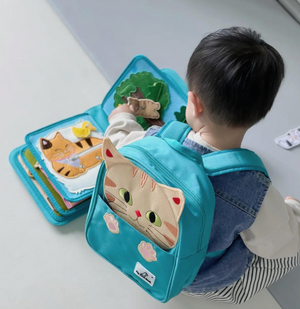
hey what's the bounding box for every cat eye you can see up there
[119,189,133,206]
[146,211,162,227]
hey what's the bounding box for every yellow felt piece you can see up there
[127,97,161,119]
[72,121,97,138]
[102,137,185,249]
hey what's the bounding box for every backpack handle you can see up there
[156,121,191,143]
[163,138,203,165]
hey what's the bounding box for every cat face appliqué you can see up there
[102,138,185,250]
[41,132,75,161]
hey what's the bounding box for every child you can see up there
[105,27,300,304]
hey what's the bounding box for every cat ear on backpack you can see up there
[156,183,185,222]
[102,138,131,168]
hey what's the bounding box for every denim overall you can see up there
[145,126,271,293]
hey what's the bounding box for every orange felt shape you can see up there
[40,132,103,179]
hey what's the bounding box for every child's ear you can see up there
[188,91,203,117]
[102,138,131,168]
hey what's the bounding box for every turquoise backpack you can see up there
[85,120,268,303]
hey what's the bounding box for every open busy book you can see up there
[9,55,189,225]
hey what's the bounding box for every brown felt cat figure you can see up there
[40,132,103,179]
[102,138,185,249]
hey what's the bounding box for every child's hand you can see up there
[108,104,136,120]
[285,196,300,203]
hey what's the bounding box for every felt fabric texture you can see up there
[27,150,86,209]
[39,167,85,209]
[72,121,97,138]
[127,97,160,119]
[20,152,61,216]
[24,149,69,211]
[174,105,187,123]
[138,241,157,262]
[40,132,103,179]
[29,117,104,195]
[103,213,120,234]
[113,72,170,130]
[102,138,185,249]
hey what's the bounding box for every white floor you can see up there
[0,0,282,308]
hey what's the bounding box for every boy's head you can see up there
[186,27,285,130]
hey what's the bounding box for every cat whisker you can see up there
[148,225,165,238]
[111,202,126,211]
[148,226,170,247]
[104,192,127,210]
[113,208,127,216]
[108,201,127,214]
[146,229,167,248]
[145,230,160,244]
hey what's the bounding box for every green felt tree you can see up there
[114,72,170,129]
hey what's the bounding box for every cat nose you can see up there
[135,210,141,217]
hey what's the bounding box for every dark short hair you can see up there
[187,27,285,127]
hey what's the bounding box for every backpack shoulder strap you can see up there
[156,121,269,178]
[202,149,269,178]
[156,120,191,143]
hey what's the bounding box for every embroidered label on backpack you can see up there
[134,262,156,287]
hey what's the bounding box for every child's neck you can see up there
[197,124,248,150]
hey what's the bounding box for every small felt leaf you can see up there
[156,83,169,114]
[119,83,136,98]
[114,94,125,108]
[174,105,187,123]
[146,82,164,102]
